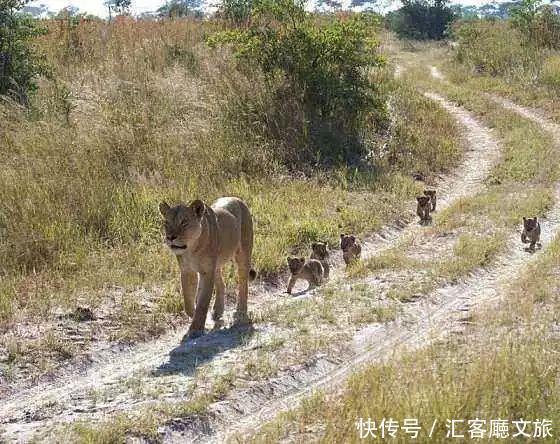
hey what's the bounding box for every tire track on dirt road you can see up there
[0,92,502,443]
[208,97,560,444]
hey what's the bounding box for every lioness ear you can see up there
[340,233,345,238]
[159,201,171,217]
[190,200,205,218]
[523,217,527,222]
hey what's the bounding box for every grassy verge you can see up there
[246,329,559,444]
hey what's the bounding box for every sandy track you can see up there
[0,92,503,443]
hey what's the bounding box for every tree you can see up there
[157,0,203,18]
[217,0,253,25]
[511,0,560,48]
[105,0,131,19]
[386,0,456,40]
[0,0,47,105]
[451,5,479,20]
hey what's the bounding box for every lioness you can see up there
[521,216,541,251]
[416,195,432,224]
[159,197,255,337]
[423,189,437,212]
[286,257,324,294]
[310,242,330,280]
[340,234,362,265]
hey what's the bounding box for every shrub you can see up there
[208,0,387,167]
[0,0,47,105]
[157,0,204,18]
[386,0,456,40]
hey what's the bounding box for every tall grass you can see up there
[451,18,560,105]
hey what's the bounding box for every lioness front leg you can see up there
[180,270,198,318]
[188,271,214,337]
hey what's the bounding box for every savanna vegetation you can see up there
[3,0,560,442]
[0,2,462,344]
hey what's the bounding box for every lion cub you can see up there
[423,189,437,211]
[521,216,541,251]
[311,242,330,280]
[416,195,432,224]
[340,234,362,265]
[286,257,324,294]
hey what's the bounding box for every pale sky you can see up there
[28,0,496,18]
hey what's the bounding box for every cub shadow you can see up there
[153,323,256,377]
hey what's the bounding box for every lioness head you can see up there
[423,190,436,199]
[416,196,430,206]
[523,216,538,231]
[311,242,329,260]
[159,200,206,255]
[340,234,356,252]
[287,257,305,274]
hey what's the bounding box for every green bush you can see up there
[386,0,456,40]
[0,0,47,105]
[208,0,387,167]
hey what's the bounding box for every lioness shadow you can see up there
[154,323,255,377]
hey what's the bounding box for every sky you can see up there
[28,0,167,17]
[27,0,497,18]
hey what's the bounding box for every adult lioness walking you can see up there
[159,197,256,338]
